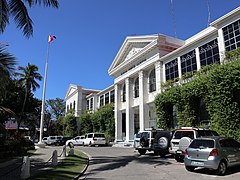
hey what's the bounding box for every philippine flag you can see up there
[48,35,56,43]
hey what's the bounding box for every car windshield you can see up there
[94,134,105,138]
[189,139,214,149]
[173,131,194,139]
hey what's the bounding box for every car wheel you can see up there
[159,152,166,158]
[216,161,227,175]
[153,150,159,156]
[175,154,184,162]
[185,166,195,172]
[138,149,146,155]
[89,141,92,147]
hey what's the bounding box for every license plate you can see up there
[191,161,204,166]
[177,150,182,154]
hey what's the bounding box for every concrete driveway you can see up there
[76,146,240,180]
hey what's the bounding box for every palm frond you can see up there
[0,0,9,34]
[9,0,33,38]
[23,0,59,8]
[0,106,16,116]
[0,47,17,77]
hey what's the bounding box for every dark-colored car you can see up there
[54,137,73,146]
[135,129,174,157]
[184,137,240,175]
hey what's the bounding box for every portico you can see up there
[109,34,184,142]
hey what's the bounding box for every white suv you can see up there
[42,136,63,145]
[65,136,85,146]
[169,127,218,162]
[84,133,106,146]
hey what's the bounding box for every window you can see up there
[73,101,76,110]
[105,92,109,104]
[87,134,93,138]
[180,50,197,75]
[189,140,214,149]
[90,98,93,110]
[149,69,156,93]
[110,90,115,103]
[173,131,194,139]
[87,100,90,110]
[165,59,179,81]
[122,84,126,102]
[199,39,220,66]
[134,77,139,98]
[223,19,240,51]
[100,95,104,106]
[220,138,240,148]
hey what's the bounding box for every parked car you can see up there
[84,133,106,146]
[54,136,73,146]
[65,136,85,147]
[42,136,63,145]
[169,127,219,162]
[184,136,240,175]
[135,128,174,156]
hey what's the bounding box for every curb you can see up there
[74,151,91,180]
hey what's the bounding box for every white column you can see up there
[195,47,201,70]
[217,28,226,64]
[139,71,145,131]
[177,57,182,78]
[155,61,161,93]
[125,78,134,142]
[114,83,122,142]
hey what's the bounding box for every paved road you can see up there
[77,146,240,180]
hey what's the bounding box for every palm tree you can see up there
[0,0,59,38]
[15,63,42,120]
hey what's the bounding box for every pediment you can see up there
[65,84,81,100]
[108,35,158,74]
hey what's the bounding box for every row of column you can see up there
[114,61,163,142]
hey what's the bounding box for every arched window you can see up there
[134,77,139,98]
[122,84,126,102]
[149,69,156,92]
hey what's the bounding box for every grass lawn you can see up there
[28,149,88,180]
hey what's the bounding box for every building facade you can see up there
[65,7,240,143]
[108,7,240,143]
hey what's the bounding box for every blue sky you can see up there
[1,0,240,100]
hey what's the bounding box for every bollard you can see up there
[63,145,66,157]
[21,156,30,179]
[69,148,74,156]
[52,150,58,166]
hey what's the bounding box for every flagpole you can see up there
[37,42,50,147]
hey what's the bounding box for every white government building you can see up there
[65,7,240,143]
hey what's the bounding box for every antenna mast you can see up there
[207,0,211,27]
[170,0,177,38]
